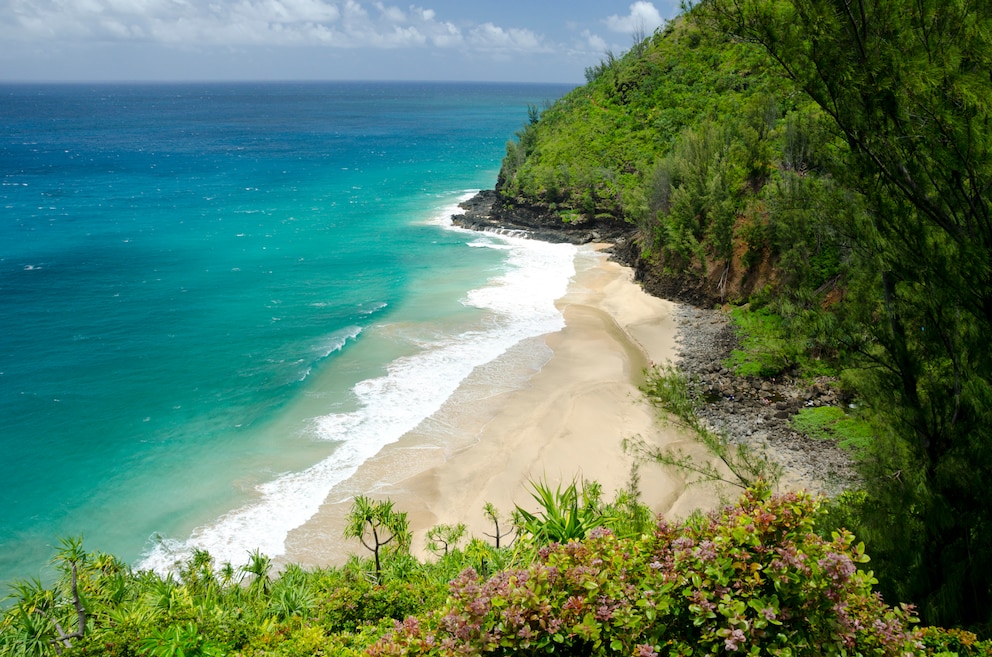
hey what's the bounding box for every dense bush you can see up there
[7,488,989,656]
[370,487,921,656]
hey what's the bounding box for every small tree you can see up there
[241,549,272,595]
[344,496,410,581]
[630,364,783,489]
[425,523,466,557]
[2,537,89,656]
[481,502,516,549]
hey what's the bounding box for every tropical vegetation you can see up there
[5,485,988,656]
[495,0,992,633]
[4,0,992,650]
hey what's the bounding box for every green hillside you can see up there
[497,13,844,304]
[497,0,992,632]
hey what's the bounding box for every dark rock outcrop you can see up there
[609,237,731,308]
[451,191,632,245]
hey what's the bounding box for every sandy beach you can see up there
[282,245,725,566]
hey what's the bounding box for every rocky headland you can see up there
[453,189,633,245]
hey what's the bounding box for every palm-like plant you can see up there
[514,478,608,544]
[138,621,225,657]
[482,502,516,548]
[425,523,466,557]
[343,496,411,581]
[241,549,272,596]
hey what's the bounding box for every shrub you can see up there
[919,626,992,657]
[791,405,874,455]
[317,578,441,634]
[370,487,921,656]
[724,306,794,378]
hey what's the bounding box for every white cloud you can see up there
[0,0,549,53]
[605,1,664,34]
[582,29,607,52]
[430,20,461,47]
[373,1,404,23]
[341,0,366,20]
[468,22,544,52]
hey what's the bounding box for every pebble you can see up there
[670,305,856,497]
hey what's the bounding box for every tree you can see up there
[699,0,992,629]
[1,537,89,656]
[343,496,411,581]
[425,523,466,557]
[241,549,272,595]
[481,502,516,549]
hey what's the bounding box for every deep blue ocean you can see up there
[0,81,575,585]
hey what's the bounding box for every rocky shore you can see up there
[452,192,856,497]
[671,305,855,496]
[453,190,633,245]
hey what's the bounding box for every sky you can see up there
[0,0,683,83]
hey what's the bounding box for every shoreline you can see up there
[281,245,726,568]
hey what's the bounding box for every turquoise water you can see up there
[0,81,574,584]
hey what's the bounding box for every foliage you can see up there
[481,502,516,549]
[1,537,92,657]
[0,487,973,657]
[370,487,922,656]
[3,0,992,644]
[791,406,874,455]
[138,622,225,657]
[699,0,992,630]
[514,479,609,544]
[242,548,272,595]
[316,574,443,634]
[425,524,466,558]
[344,496,412,582]
[632,364,783,488]
[498,16,788,243]
[0,538,448,657]
[919,626,992,657]
[500,0,992,627]
[724,305,795,378]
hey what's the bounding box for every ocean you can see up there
[0,81,575,585]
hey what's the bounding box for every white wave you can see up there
[419,190,480,228]
[357,301,388,316]
[137,202,577,575]
[467,238,511,250]
[316,325,362,360]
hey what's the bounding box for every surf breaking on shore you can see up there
[281,240,726,568]
[137,193,584,574]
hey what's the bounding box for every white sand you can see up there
[282,245,726,566]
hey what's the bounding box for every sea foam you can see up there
[138,199,576,574]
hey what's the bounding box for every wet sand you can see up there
[282,245,726,566]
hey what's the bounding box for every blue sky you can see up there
[0,1,683,83]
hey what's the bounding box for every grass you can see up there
[790,406,874,455]
[724,306,794,378]
[724,305,839,380]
